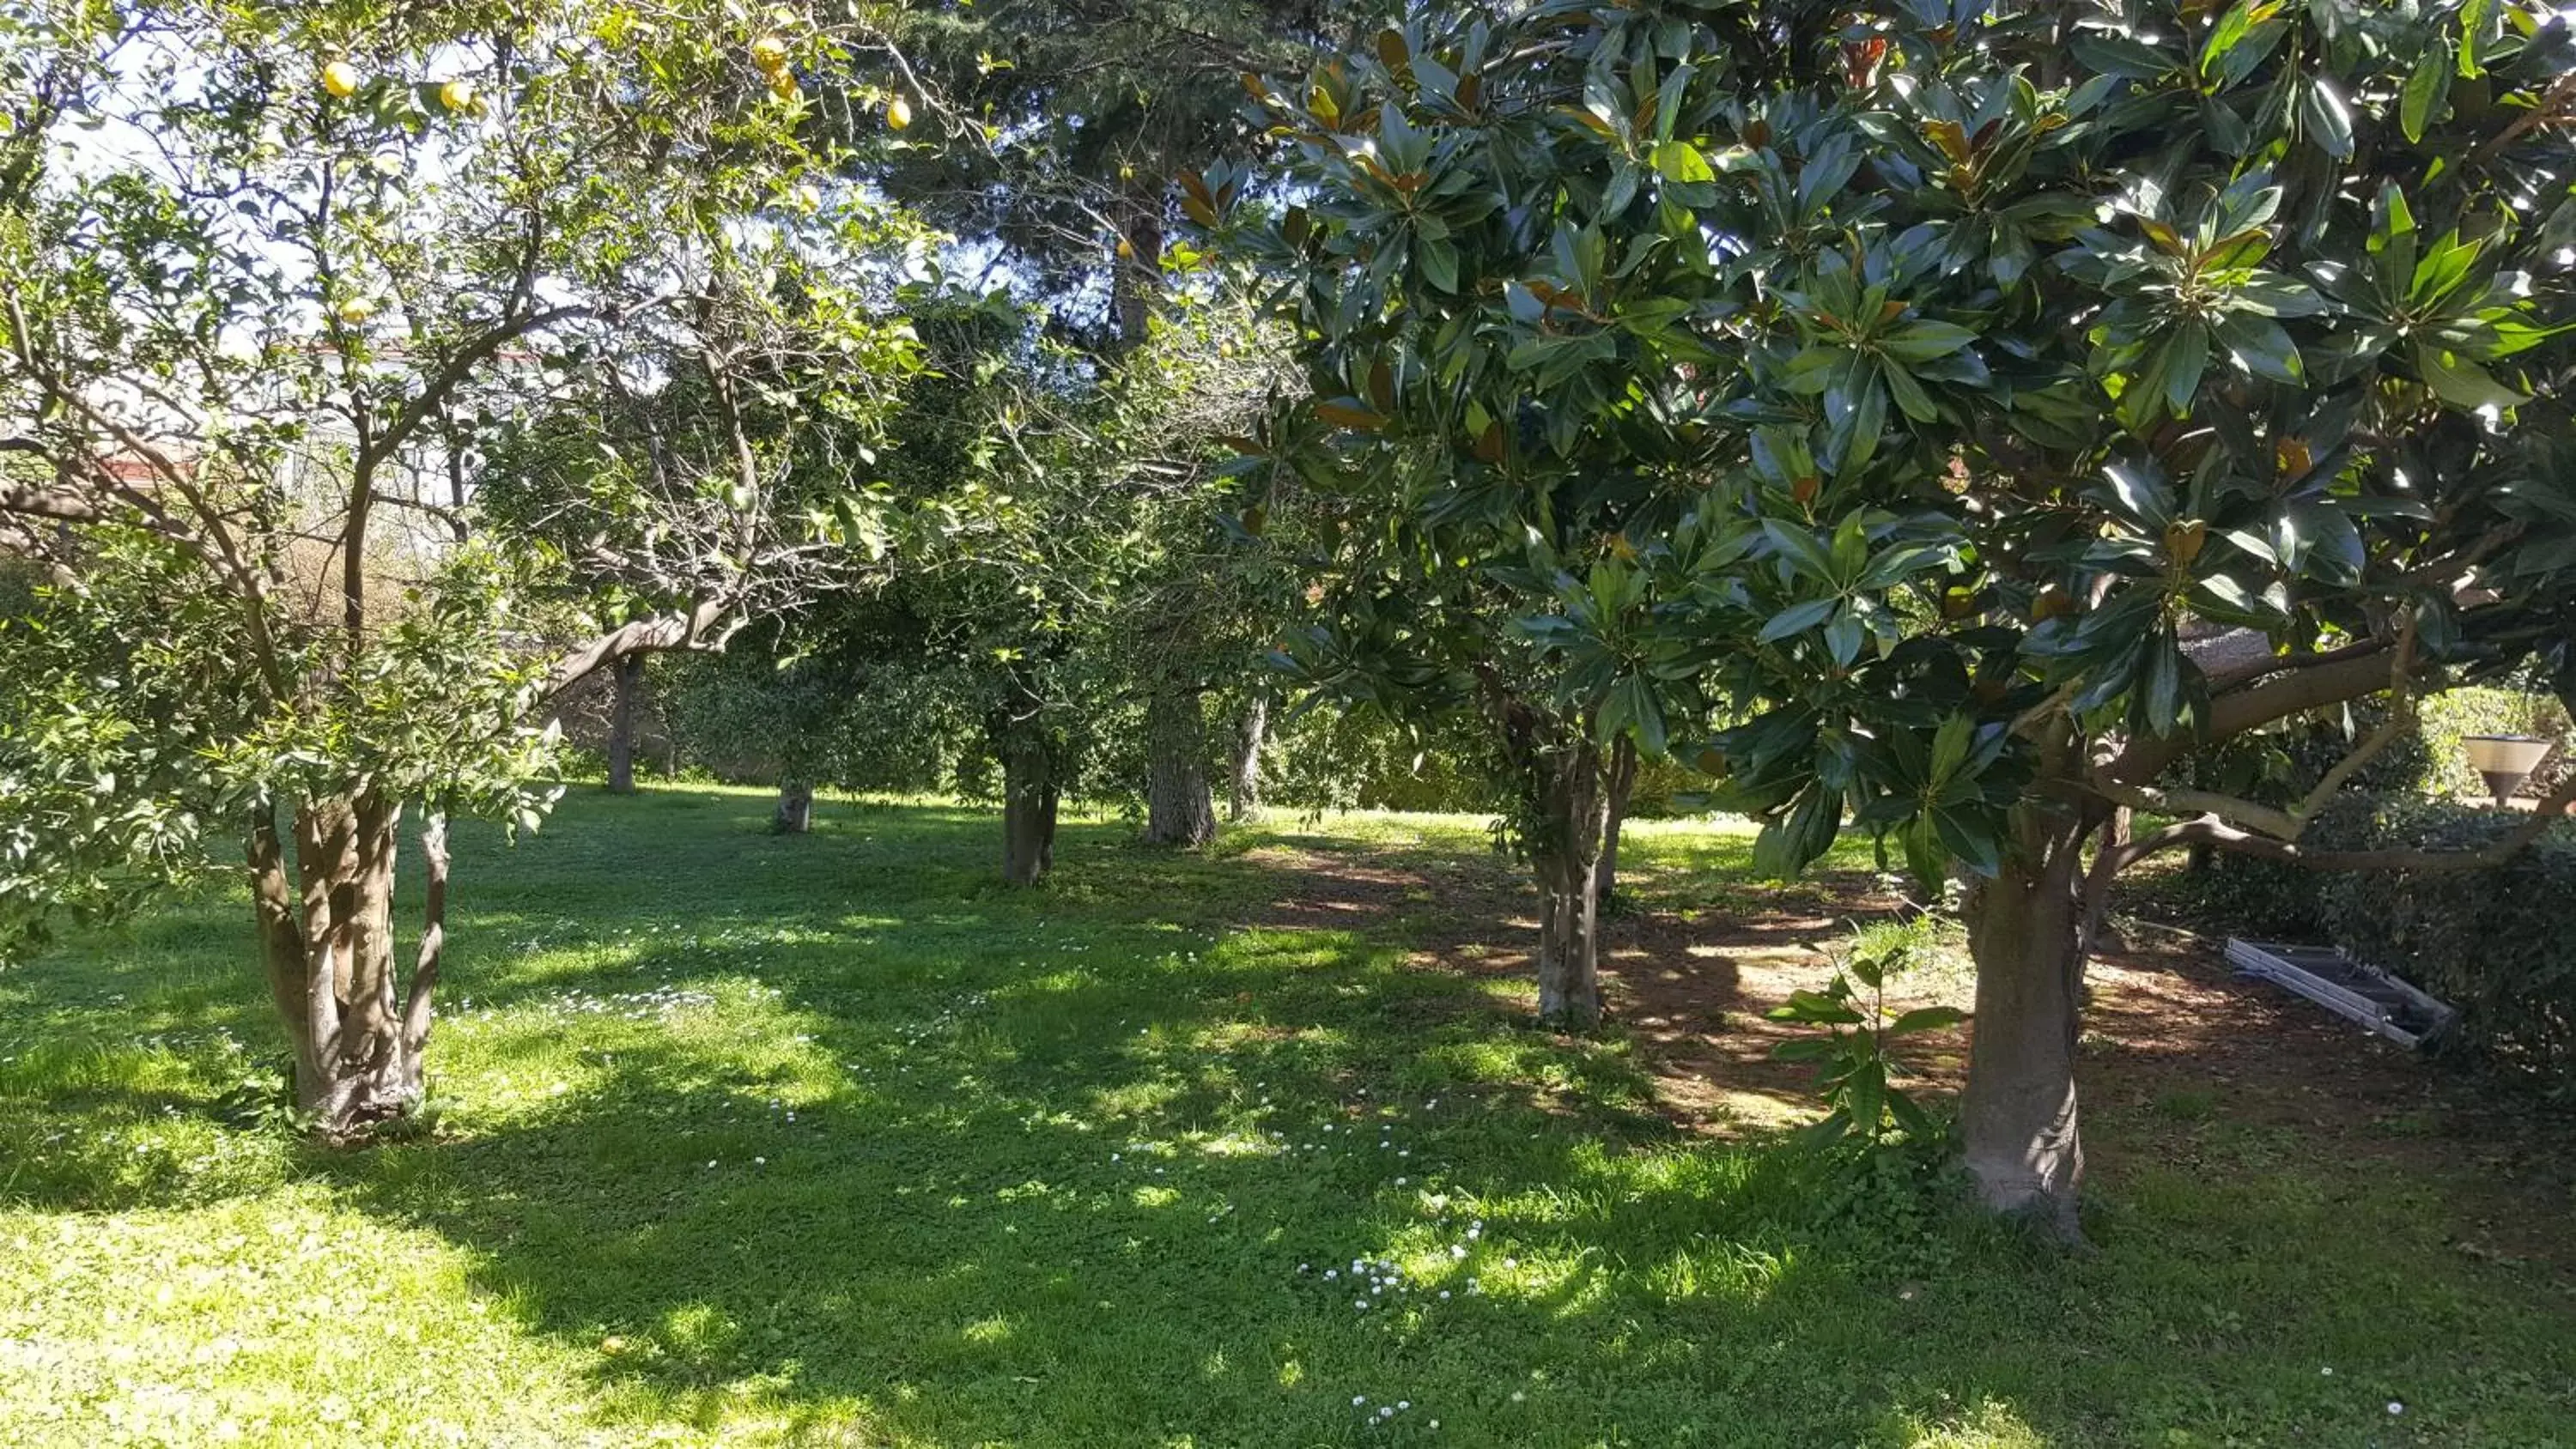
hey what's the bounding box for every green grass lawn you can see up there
[3,788,2572,1446]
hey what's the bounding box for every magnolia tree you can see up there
[0,0,926,1133]
[1232,0,2576,1234]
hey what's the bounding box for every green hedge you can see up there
[2178,795,2576,1089]
[2418,686,2574,801]
[2311,797,2576,1086]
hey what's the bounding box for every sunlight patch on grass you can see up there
[1883,1397,2054,1447]
[0,1191,598,1448]
[3,792,2572,1446]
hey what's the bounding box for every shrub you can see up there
[2417,687,2574,803]
[2300,797,2576,1091]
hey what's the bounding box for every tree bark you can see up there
[1112,206,1164,349]
[606,653,642,793]
[1959,799,2093,1244]
[248,805,308,1042]
[2075,804,2130,968]
[774,779,813,834]
[1531,741,1609,1029]
[1230,694,1268,823]
[1001,733,1059,886]
[255,792,447,1137]
[1144,688,1218,847]
[1594,737,1638,905]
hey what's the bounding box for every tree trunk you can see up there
[774,779,813,834]
[1594,737,1638,905]
[1144,688,1218,847]
[2075,804,2130,967]
[252,791,450,1137]
[1530,741,1609,1028]
[1112,207,1164,349]
[1002,734,1059,886]
[1959,802,2093,1244]
[1230,695,1268,823]
[606,653,642,794]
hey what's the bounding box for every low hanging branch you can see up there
[2102,768,2576,878]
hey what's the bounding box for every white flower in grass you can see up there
[2387,1403,2404,1416]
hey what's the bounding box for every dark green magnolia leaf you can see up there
[1780,345,1848,395]
[1886,1090,1935,1137]
[2401,40,2452,142]
[2161,324,2209,412]
[1825,610,1865,667]
[1776,988,1866,1025]
[2103,459,2175,529]
[1798,1109,1855,1149]
[2141,634,2183,732]
[2202,97,2251,155]
[2213,312,2303,383]
[2070,32,2178,80]
[2415,344,2528,409]
[2299,78,2354,159]
[2114,345,2171,434]
[1824,373,1887,475]
[2233,272,2326,318]
[1754,784,1844,877]
[1931,806,2002,877]
[1419,236,1459,293]
[1880,320,1978,362]
[1882,359,1939,421]
[1889,1006,1967,1034]
[1761,519,1839,582]
[1314,397,1390,431]
[1757,597,1838,643]
[1901,817,1945,894]
[2199,0,2275,79]
[2283,501,2366,583]
[1844,1058,1886,1131]
[1613,673,1667,755]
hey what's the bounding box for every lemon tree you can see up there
[0,0,931,1134]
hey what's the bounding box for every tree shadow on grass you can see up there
[15,791,2573,1445]
[266,795,2076,1445]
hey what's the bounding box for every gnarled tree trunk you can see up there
[1959,799,2093,1243]
[1144,688,1218,847]
[1230,694,1267,823]
[774,779,813,834]
[1594,736,1638,905]
[606,653,642,794]
[247,792,450,1137]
